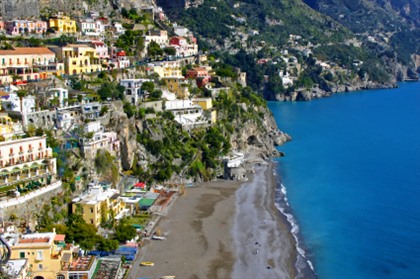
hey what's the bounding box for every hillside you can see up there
[158,0,419,100]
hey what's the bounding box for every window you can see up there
[37,251,43,260]
[90,208,93,213]
[19,252,25,258]
[38,264,43,270]
[57,275,65,279]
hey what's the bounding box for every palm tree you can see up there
[16,89,28,114]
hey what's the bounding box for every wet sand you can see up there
[129,163,297,279]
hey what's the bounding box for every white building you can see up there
[78,18,105,37]
[144,29,168,50]
[79,121,120,159]
[165,100,209,128]
[173,25,189,37]
[48,87,68,108]
[81,102,102,120]
[1,93,36,114]
[0,135,57,188]
[119,79,151,105]
[56,110,74,130]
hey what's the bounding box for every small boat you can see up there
[140,262,155,266]
[152,235,166,240]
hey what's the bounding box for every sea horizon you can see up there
[269,81,420,279]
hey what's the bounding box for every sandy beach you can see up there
[128,162,298,279]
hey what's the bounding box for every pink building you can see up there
[5,20,47,35]
[169,36,198,57]
[90,41,109,59]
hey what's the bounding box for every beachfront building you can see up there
[49,45,103,75]
[0,47,64,84]
[49,15,77,33]
[4,20,48,35]
[0,135,57,194]
[7,231,98,279]
[72,183,128,227]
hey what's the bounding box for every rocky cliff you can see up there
[0,0,154,18]
[103,101,290,181]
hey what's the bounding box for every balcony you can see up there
[28,149,33,154]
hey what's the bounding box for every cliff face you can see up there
[0,0,153,18]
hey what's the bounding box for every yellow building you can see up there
[152,60,183,78]
[192,97,213,110]
[72,184,128,228]
[0,47,65,84]
[162,77,190,99]
[0,113,24,141]
[193,97,217,124]
[9,232,65,279]
[49,45,103,75]
[49,15,77,33]
[8,232,98,279]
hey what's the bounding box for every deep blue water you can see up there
[269,82,420,279]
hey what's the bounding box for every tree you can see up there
[141,81,155,94]
[149,89,162,101]
[16,89,28,114]
[97,236,119,252]
[147,41,163,58]
[163,47,176,56]
[66,213,98,250]
[114,218,136,243]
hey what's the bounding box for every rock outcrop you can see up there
[0,0,153,19]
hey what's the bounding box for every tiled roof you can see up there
[0,47,55,55]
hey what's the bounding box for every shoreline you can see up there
[128,161,310,279]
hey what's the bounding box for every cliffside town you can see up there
[0,4,291,278]
[0,0,417,278]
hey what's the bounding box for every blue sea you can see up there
[269,82,420,279]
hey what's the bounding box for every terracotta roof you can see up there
[54,234,66,242]
[19,237,50,244]
[0,47,55,56]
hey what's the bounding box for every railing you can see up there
[0,235,11,265]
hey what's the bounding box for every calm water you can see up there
[269,82,420,279]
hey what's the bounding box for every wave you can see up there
[272,167,316,279]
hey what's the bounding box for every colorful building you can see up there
[49,15,77,33]
[72,183,128,227]
[186,67,211,87]
[169,36,198,57]
[0,135,57,193]
[4,20,48,35]
[49,45,103,75]
[7,231,98,279]
[152,60,183,78]
[0,47,64,84]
